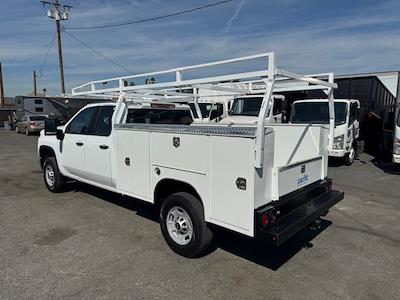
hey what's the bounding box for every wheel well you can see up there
[39,146,55,168]
[154,179,202,207]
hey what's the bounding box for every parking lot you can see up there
[0,129,399,299]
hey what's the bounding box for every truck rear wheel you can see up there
[160,192,213,258]
[43,157,66,193]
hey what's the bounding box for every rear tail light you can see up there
[261,213,269,226]
[261,209,277,227]
[326,178,333,192]
[30,121,36,126]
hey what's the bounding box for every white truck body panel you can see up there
[104,123,327,236]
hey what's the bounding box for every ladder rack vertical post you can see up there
[255,53,276,169]
[176,70,182,83]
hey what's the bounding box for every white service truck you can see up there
[290,99,361,165]
[393,110,400,163]
[38,53,344,257]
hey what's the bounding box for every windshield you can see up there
[290,102,347,125]
[30,116,48,121]
[230,97,263,116]
[127,109,192,125]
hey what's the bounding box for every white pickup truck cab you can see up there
[38,53,344,257]
[393,110,400,163]
[290,99,360,165]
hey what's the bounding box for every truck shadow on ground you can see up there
[66,182,332,271]
[370,158,400,175]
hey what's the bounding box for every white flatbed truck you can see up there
[38,53,344,257]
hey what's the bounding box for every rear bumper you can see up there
[329,149,346,157]
[29,126,44,132]
[255,187,344,246]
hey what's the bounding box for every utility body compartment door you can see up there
[115,129,151,200]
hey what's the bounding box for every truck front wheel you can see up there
[345,146,356,166]
[160,192,213,258]
[43,157,66,193]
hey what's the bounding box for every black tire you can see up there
[25,127,30,136]
[344,145,355,166]
[160,192,213,258]
[43,157,66,193]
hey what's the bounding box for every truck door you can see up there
[348,102,359,141]
[61,107,97,178]
[84,106,114,187]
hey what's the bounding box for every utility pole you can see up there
[41,0,71,95]
[33,71,37,96]
[0,62,4,108]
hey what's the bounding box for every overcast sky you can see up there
[0,0,399,96]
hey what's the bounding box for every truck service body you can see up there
[38,53,344,257]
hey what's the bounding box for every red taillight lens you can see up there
[326,178,332,192]
[261,210,277,227]
[30,121,36,125]
[261,213,269,226]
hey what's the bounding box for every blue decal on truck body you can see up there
[297,174,309,186]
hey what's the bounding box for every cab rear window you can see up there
[127,109,192,125]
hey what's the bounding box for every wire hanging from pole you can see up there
[64,0,234,30]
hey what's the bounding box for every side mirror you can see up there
[44,119,57,135]
[56,129,65,141]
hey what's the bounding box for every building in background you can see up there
[14,95,105,123]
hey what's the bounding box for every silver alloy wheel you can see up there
[25,128,29,135]
[45,164,55,187]
[166,206,193,245]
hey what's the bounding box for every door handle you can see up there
[76,142,84,146]
[99,144,109,150]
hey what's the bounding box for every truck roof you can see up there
[83,101,190,110]
[292,98,360,104]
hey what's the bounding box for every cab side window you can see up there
[66,107,97,134]
[349,103,359,124]
[210,103,224,120]
[93,106,114,136]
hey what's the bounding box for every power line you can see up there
[63,30,133,74]
[37,34,56,78]
[64,0,234,30]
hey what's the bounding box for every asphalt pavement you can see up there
[0,129,399,299]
